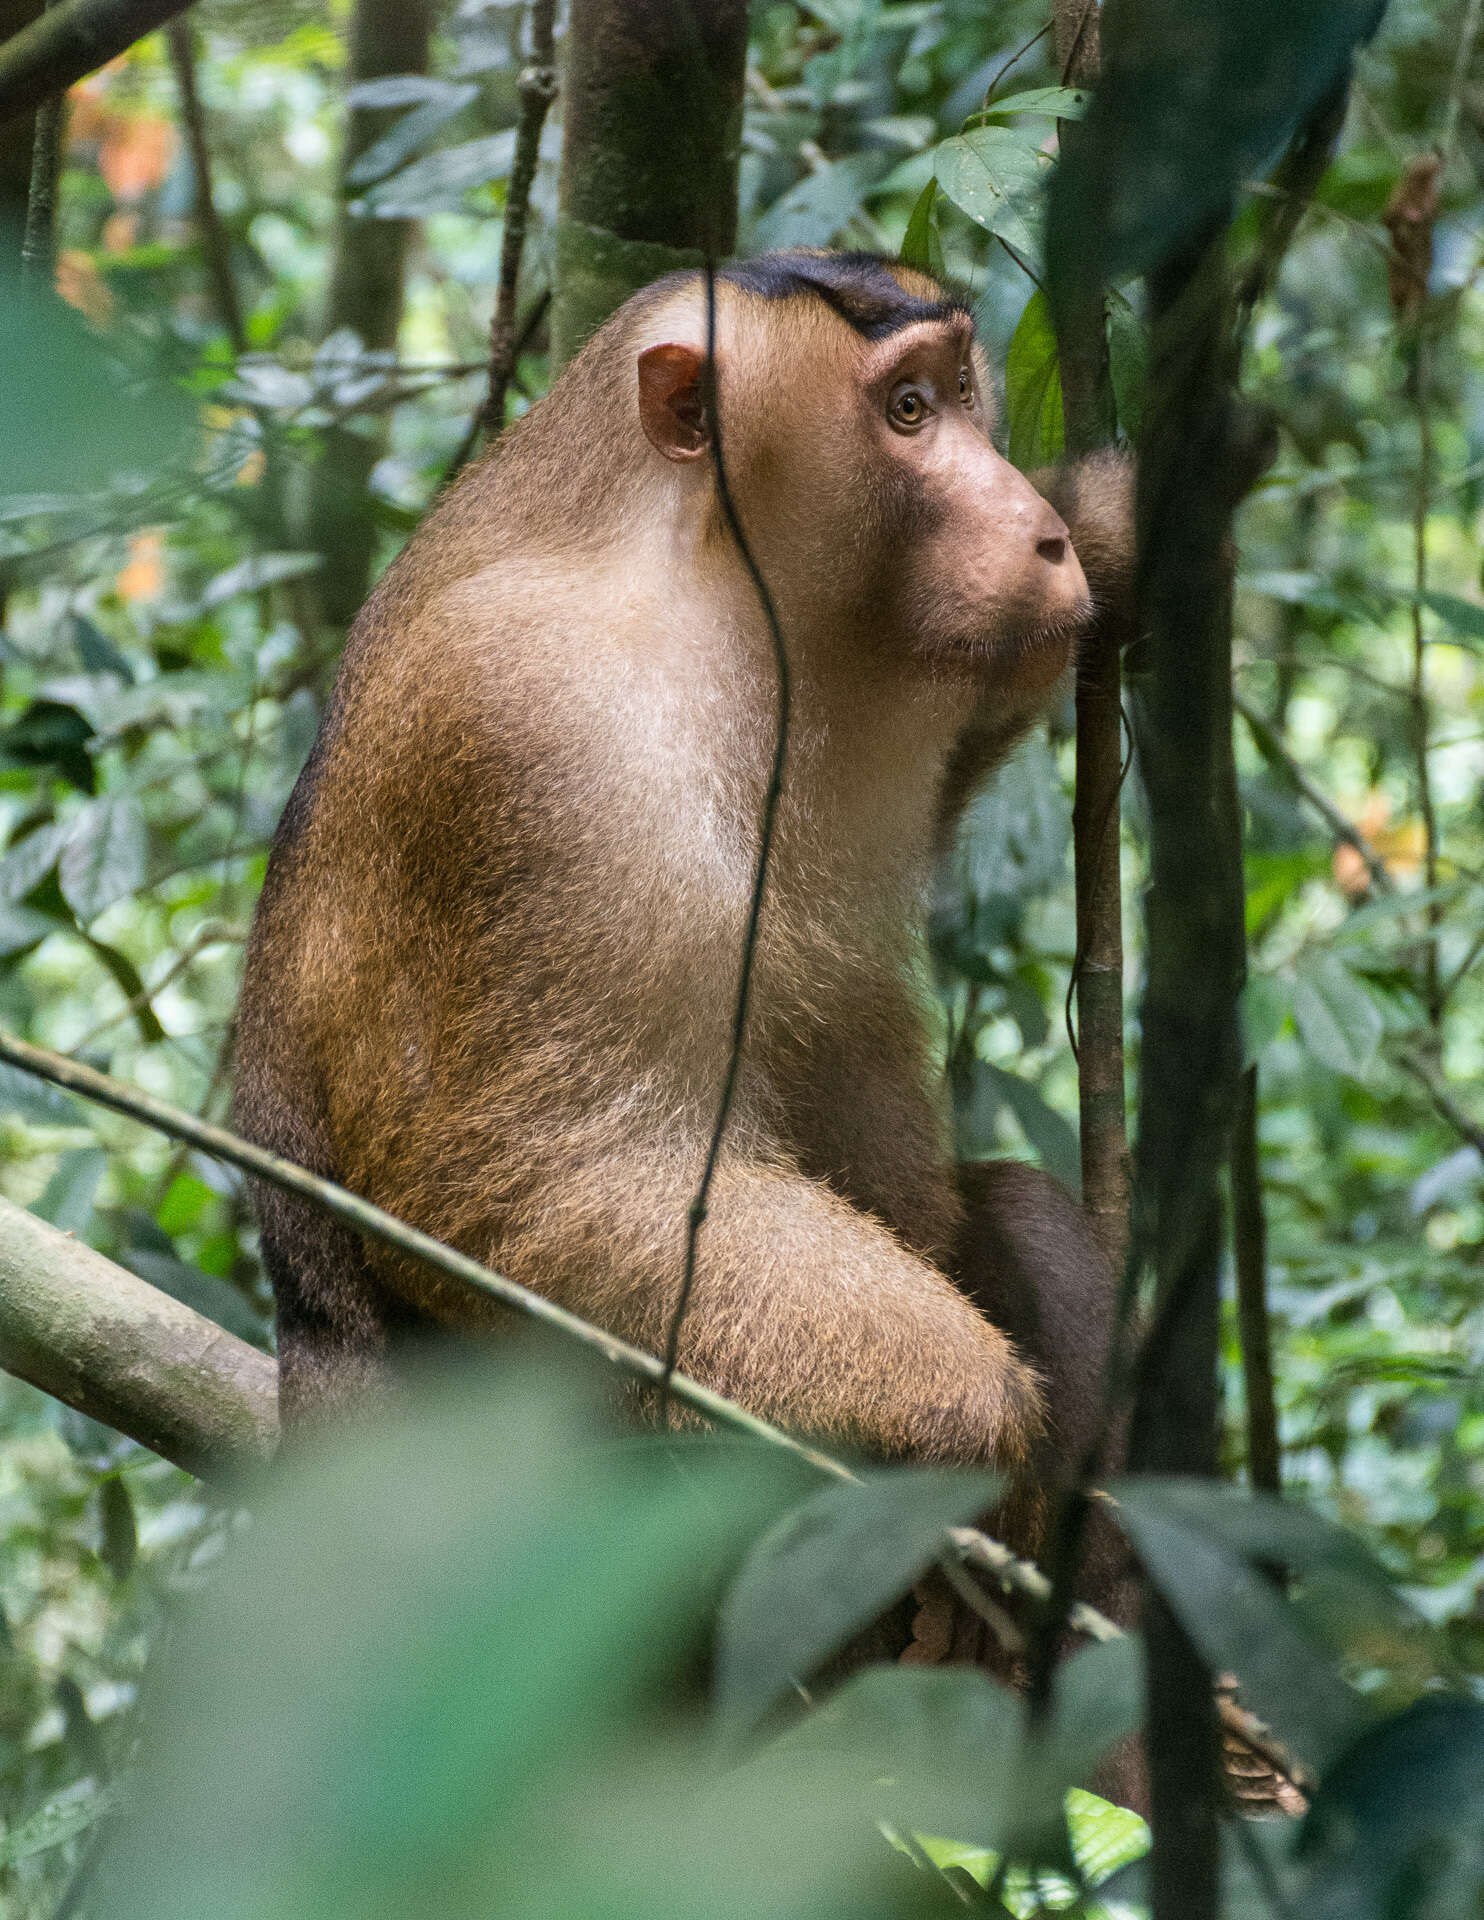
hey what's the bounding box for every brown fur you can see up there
[235,256,1133,1529]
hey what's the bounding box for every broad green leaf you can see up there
[1005,291,1065,470]
[0,268,195,492]
[201,551,323,609]
[345,75,460,109]
[1291,950,1383,1079]
[360,129,518,216]
[33,1146,105,1236]
[0,1062,81,1125]
[1006,1638,1145,1858]
[1105,288,1147,442]
[345,87,479,188]
[94,1365,965,1920]
[1065,1788,1149,1885]
[900,178,946,279]
[0,699,96,792]
[765,1664,1022,1850]
[753,152,888,251]
[1240,972,1291,1064]
[0,1785,117,1869]
[1417,588,1484,644]
[974,86,1089,122]
[71,613,135,685]
[1294,1696,1484,1919]
[1047,0,1387,302]
[715,1469,997,1743]
[934,127,1048,265]
[957,1059,1080,1194]
[0,902,57,957]
[99,1472,138,1583]
[1111,1478,1373,1773]
[58,795,148,923]
[0,819,72,902]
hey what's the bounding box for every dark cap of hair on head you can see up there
[718,250,972,340]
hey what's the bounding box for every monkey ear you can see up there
[637,343,710,461]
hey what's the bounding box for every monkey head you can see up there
[630,251,1092,699]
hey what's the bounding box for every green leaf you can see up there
[200,551,322,609]
[0,820,72,902]
[99,1472,138,1583]
[359,130,518,216]
[0,267,195,492]
[900,178,946,279]
[934,126,1048,265]
[1006,1638,1145,1858]
[1111,1477,1374,1774]
[1005,291,1065,470]
[0,1785,117,1869]
[975,86,1090,122]
[1291,950,1383,1079]
[715,1469,998,1744]
[1105,288,1147,442]
[0,1063,81,1125]
[1047,0,1387,301]
[33,1147,105,1237]
[958,1060,1081,1194]
[0,699,96,793]
[753,152,889,251]
[345,87,479,188]
[1294,1697,1484,1919]
[764,1664,1023,1850]
[1417,588,1484,644]
[58,796,148,923]
[1240,972,1291,1064]
[71,614,135,685]
[95,1365,971,1920]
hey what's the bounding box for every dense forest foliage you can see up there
[0,0,1482,1912]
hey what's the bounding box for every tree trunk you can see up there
[551,0,749,368]
[305,0,433,626]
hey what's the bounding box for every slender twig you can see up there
[20,3,66,283]
[481,0,557,436]
[1394,1043,1484,1157]
[1234,692,1395,892]
[166,16,247,354]
[1409,365,1442,1025]
[67,923,241,1054]
[660,264,792,1412]
[977,20,1052,113]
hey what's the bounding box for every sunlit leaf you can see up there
[974,86,1089,122]
[933,127,1047,265]
[200,551,322,609]
[1005,290,1064,470]
[345,87,479,188]
[901,178,946,279]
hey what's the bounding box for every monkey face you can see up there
[854,315,1092,689]
[634,262,1091,698]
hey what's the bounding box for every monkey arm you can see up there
[465,1148,1047,1469]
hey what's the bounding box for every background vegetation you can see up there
[0,0,1482,1912]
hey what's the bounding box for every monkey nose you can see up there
[1035,510,1072,565]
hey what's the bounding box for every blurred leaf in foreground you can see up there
[0,255,195,494]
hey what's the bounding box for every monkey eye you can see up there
[888,384,931,431]
[958,366,973,404]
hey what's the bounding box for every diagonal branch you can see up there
[0,0,191,129]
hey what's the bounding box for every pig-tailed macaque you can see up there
[236,252,1134,1548]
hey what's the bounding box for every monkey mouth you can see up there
[920,595,1093,677]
